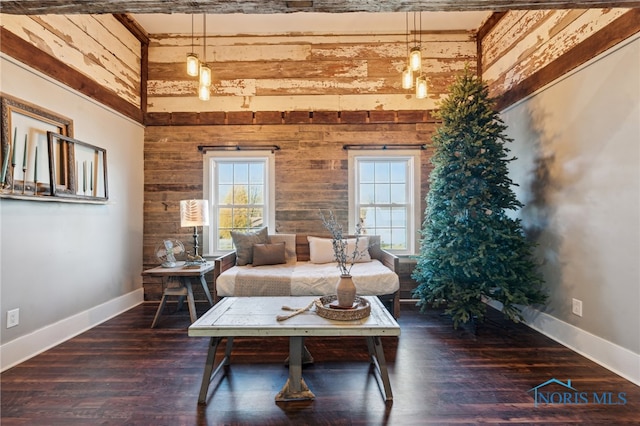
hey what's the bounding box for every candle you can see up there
[22,135,27,169]
[90,161,93,192]
[0,145,8,186]
[34,146,38,183]
[0,128,13,184]
[83,161,87,193]
[11,128,17,166]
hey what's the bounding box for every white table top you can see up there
[188,296,400,338]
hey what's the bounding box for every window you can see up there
[204,152,275,255]
[349,150,420,255]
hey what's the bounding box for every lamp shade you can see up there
[180,200,210,227]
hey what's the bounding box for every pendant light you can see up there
[401,12,413,89]
[416,74,428,99]
[402,67,414,90]
[199,64,212,87]
[186,14,199,76]
[198,13,211,101]
[409,12,421,72]
[198,84,211,101]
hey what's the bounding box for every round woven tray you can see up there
[314,295,371,321]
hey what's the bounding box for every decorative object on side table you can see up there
[155,239,185,268]
[315,295,371,321]
[180,199,210,267]
[319,210,365,308]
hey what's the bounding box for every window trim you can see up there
[348,149,421,255]
[203,151,275,256]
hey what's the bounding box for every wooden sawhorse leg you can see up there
[198,336,234,404]
[151,278,194,328]
[275,336,315,401]
[366,336,393,402]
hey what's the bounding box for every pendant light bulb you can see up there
[199,84,210,101]
[409,47,422,72]
[416,75,428,99]
[186,53,199,76]
[199,63,212,87]
[402,66,414,89]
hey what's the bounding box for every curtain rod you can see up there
[343,144,427,150]
[198,145,281,153]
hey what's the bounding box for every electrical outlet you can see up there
[572,298,583,317]
[7,308,19,328]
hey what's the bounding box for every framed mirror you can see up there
[47,132,108,201]
[1,94,73,196]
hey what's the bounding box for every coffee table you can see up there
[188,295,400,404]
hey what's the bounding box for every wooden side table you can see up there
[142,261,215,328]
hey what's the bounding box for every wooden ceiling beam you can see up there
[3,0,640,15]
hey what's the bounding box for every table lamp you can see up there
[180,199,210,261]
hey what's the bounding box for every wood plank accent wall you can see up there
[147,32,476,113]
[0,14,142,109]
[481,7,638,105]
[143,122,437,301]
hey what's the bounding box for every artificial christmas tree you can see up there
[412,68,546,328]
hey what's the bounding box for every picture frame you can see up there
[47,132,108,201]
[0,94,73,195]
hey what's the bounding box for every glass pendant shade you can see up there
[416,75,428,99]
[402,66,414,89]
[409,47,422,72]
[198,84,210,101]
[199,63,212,87]
[186,53,199,76]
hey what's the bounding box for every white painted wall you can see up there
[499,35,640,382]
[0,55,145,368]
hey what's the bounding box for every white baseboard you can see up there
[0,288,144,372]
[487,300,640,386]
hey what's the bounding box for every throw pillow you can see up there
[308,236,372,264]
[252,242,286,266]
[346,237,372,263]
[268,234,297,263]
[307,236,337,264]
[231,227,269,266]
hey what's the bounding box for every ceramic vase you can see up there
[336,274,356,307]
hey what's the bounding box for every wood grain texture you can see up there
[2,303,639,424]
[142,122,435,299]
[481,7,637,100]
[1,14,142,107]
[3,0,640,14]
[492,8,640,109]
[146,33,476,112]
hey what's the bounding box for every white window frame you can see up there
[203,151,275,256]
[348,150,421,255]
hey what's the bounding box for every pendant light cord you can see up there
[191,14,194,52]
[202,13,207,63]
[405,12,409,58]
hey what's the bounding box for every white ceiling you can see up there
[131,11,492,36]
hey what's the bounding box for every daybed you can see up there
[213,231,400,317]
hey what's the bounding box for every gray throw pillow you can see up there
[252,242,286,266]
[231,227,269,266]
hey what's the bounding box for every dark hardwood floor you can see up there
[2,301,639,425]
